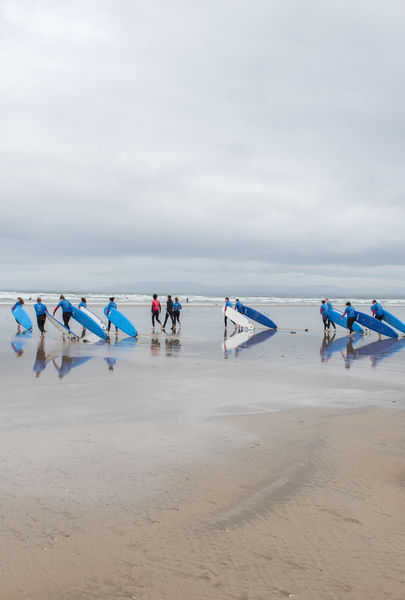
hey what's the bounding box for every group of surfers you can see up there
[320,298,384,334]
[12,294,182,337]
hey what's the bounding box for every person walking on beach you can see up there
[342,301,357,335]
[53,295,73,328]
[371,299,384,321]
[34,297,47,336]
[151,294,162,332]
[105,297,118,333]
[320,300,330,332]
[11,297,25,331]
[325,298,336,330]
[224,297,233,329]
[162,295,175,331]
[173,297,182,331]
[78,297,87,309]
[235,298,244,313]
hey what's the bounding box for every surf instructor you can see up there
[53,295,73,329]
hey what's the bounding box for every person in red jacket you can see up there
[151,294,162,332]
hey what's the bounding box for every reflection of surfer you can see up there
[53,356,73,379]
[104,357,116,372]
[320,332,335,362]
[151,337,161,356]
[11,341,24,357]
[165,338,181,356]
[33,340,47,377]
[340,339,357,369]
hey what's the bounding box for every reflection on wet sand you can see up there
[320,333,362,362]
[11,330,32,357]
[339,336,405,369]
[223,329,276,359]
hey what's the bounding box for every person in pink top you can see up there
[151,293,162,332]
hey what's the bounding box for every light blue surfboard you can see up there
[71,306,107,340]
[12,305,32,330]
[104,307,137,337]
[381,309,405,334]
[327,309,363,333]
[240,306,277,329]
[355,311,398,339]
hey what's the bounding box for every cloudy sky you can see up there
[1,0,405,293]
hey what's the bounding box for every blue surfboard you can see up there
[104,307,137,337]
[240,306,277,329]
[325,333,363,354]
[12,305,32,330]
[71,306,107,340]
[381,309,405,334]
[327,309,363,333]
[355,311,398,338]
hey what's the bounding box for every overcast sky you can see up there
[1,0,405,292]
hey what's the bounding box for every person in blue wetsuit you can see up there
[371,300,384,321]
[106,297,118,333]
[173,297,182,331]
[34,297,47,335]
[320,300,330,332]
[342,301,357,335]
[224,297,233,329]
[53,295,73,328]
[235,299,244,313]
[325,298,336,330]
[78,297,87,309]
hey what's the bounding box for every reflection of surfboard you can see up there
[328,309,363,333]
[356,338,399,358]
[103,307,137,337]
[12,305,32,330]
[222,330,254,351]
[245,329,277,347]
[71,306,107,340]
[381,309,405,334]
[241,306,277,329]
[325,333,362,354]
[46,312,80,341]
[79,306,107,331]
[222,306,254,330]
[355,311,398,338]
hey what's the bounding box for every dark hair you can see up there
[372,299,377,303]
[37,297,41,302]
[81,297,86,302]
[17,297,24,304]
[321,300,325,304]
[153,293,158,299]
[346,301,351,306]
[168,294,171,299]
[225,297,229,301]
[236,298,239,302]
[109,297,115,301]
[60,294,65,300]
[175,297,179,301]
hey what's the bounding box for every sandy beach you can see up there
[1,304,405,599]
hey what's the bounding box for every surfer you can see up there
[34,297,47,336]
[106,297,118,333]
[224,297,233,329]
[235,299,244,313]
[173,297,182,330]
[151,294,162,332]
[162,295,175,331]
[320,300,330,332]
[342,302,357,336]
[78,297,87,309]
[325,298,336,330]
[371,300,384,321]
[11,297,25,331]
[53,295,73,328]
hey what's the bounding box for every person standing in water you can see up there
[320,300,330,332]
[173,297,182,331]
[224,297,233,329]
[342,301,357,336]
[371,299,384,321]
[325,298,336,330]
[34,297,47,336]
[151,294,162,332]
[53,295,73,328]
[105,297,118,333]
[162,295,175,331]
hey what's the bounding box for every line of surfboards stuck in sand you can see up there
[8,295,405,341]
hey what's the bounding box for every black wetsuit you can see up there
[163,299,174,328]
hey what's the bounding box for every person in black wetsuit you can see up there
[162,295,175,331]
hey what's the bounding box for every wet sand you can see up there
[1,305,405,599]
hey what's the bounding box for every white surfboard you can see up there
[222,306,254,330]
[79,306,107,331]
[46,312,80,341]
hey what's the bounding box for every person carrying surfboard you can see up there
[11,297,24,331]
[325,298,336,330]
[151,294,162,332]
[235,299,244,313]
[34,297,47,336]
[371,300,384,321]
[320,300,330,332]
[342,302,357,336]
[53,295,73,328]
[224,297,233,329]
[106,297,118,333]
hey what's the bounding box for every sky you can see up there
[1,0,405,293]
